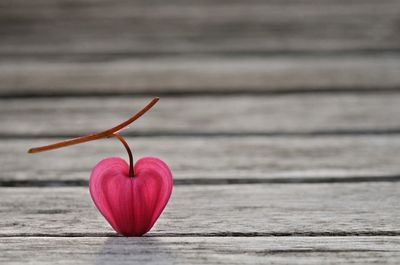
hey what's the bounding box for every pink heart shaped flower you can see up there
[89,157,173,236]
[27,98,173,236]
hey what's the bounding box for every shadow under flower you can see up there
[94,235,176,265]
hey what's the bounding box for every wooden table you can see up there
[1,0,400,264]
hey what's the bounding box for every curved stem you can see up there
[111,134,134,178]
[28,97,159,154]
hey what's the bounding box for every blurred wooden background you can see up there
[1,0,400,264]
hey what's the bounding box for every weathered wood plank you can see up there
[1,56,400,95]
[0,183,398,235]
[1,94,400,136]
[1,237,399,264]
[2,136,400,181]
[1,0,400,54]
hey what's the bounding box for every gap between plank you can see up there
[2,49,400,59]
[1,175,400,187]
[1,87,400,99]
[3,128,400,139]
[1,231,400,238]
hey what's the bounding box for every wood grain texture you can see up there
[1,56,400,95]
[2,136,400,181]
[1,94,400,136]
[1,0,400,55]
[1,237,399,264]
[2,0,399,261]
[0,183,398,236]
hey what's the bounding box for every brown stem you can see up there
[27,97,159,154]
[111,133,134,178]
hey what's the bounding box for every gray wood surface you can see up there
[1,56,400,95]
[2,94,400,136]
[1,0,400,262]
[0,183,398,236]
[1,237,399,264]
[2,136,400,182]
[1,0,399,55]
